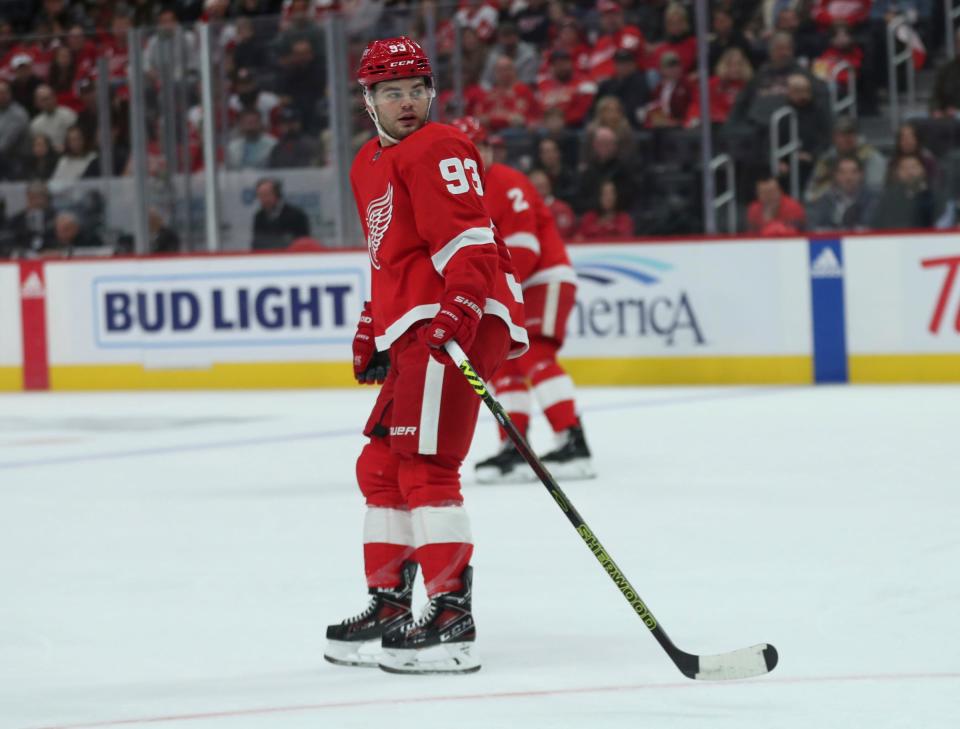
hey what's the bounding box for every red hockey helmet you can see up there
[356,37,433,88]
[451,116,487,145]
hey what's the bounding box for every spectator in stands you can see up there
[33,0,87,35]
[0,80,28,161]
[74,78,98,145]
[274,0,323,57]
[642,51,692,128]
[647,3,697,74]
[251,177,310,250]
[31,84,77,152]
[810,0,871,31]
[747,174,806,234]
[48,210,103,256]
[5,181,56,255]
[276,38,326,133]
[12,133,59,181]
[537,49,597,129]
[590,0,646,83]
[542,17,592,83]
[771,6,826,65]
[50,125,100,183]
[687,47,752,128]
[230,67,280,128]
[10,54,42,116]
[577,180,634,239]
[807,155,877,231]
[709,6,756,70]
[931,28,960,117]
[458,27,490,89]
[726,31,826,134]
[595,47,650,129]
[811,22,863,90]
[48,46,79,103]
[872,154,940,230]
[534,136,579,205]
[529,168,577,239]
[470,56,541,132]
[576,126,636,213]
[511,0,552,47]
[783,73,833,190]
[453,0,499,44]
[886,122,940,188]
[228,108,277,169]
[582,95,635,161]
[65,24,98,70]
[537,106,580,172]
[233,16,269,71]
[806,116,887,201]
[144,6,199,82]
[482,21,538,87]
[148,207,180,254]
[268,107,323,168]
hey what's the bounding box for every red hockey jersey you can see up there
[350,123,528,357]
[484,162,576,290]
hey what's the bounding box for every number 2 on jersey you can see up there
[507,187,529,212]
[440,157,483,196]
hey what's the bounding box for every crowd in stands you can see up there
[1,0,960,256]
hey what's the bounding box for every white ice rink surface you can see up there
[1,385,959,729]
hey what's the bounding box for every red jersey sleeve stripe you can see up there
[504,232,541,255]
[430,226,496,274]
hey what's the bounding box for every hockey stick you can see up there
[445,340,778,681]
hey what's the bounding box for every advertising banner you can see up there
[0,264,22,390]
[844,233,960,381]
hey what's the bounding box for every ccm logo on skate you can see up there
[439,617,474,642]
[389,426,417,436]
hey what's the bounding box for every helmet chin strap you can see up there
[363,83,435,146]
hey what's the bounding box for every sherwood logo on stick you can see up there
[577,524,657,630]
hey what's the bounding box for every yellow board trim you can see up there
[560,355,813,385]
[849,354,960,383]
[50,362,357,390]
[0,366,22,391]
[46,356,813,390]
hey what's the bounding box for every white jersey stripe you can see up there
[374,304,439,352]
[532,373,576,411]
[411,505,473,547]
[523,264,578,289]
[363,506,414,546]
[541,281,561,338]
[431,227,496,275]
[418,356,445,455]
[496,388,532,415]
[504,232,541,255]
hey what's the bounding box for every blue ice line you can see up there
[0,387,794,471]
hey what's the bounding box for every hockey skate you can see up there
[474,440,536,484]
[379,566,480,674]
[324,561,417,667]
[540,420,595,480]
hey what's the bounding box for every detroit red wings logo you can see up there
[366,183,393,270]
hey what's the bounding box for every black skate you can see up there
[474,440,535,484]
[324,561,417,667]
[540,420,596,480]
[379,566,480,674]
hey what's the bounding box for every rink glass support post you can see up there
[809,239,849,384]
[199,22,223,252]
[127,27,150,256]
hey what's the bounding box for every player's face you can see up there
[371,78,431,141]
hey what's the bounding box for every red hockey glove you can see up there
[419,291,483,361]
[353,301,389,384]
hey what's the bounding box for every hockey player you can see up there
[450,117,594,484]
[324,38,527,674]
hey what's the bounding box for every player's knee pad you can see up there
[356,437,404,508]
[397,453,463,509]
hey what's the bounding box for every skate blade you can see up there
[541,457,596,481]
[475,464,537,485]
[379,642,481,674]
[324,638,382,668]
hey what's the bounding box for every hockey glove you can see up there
[353,301,389,384]
[420,291,483,361]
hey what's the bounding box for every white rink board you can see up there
[563,240,812,356]
[44,254,369,367]
[0,264,21,367]
[844,233,960,354]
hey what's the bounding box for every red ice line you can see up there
[24,671,960,729]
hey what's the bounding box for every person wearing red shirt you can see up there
[468,55,541,131]
[646,3,698,74]
[810,0,872,29]
[590,0,646,82]
[747,175,806,234]
[529,168,577,238]
[643,51,692,128]
[323,38,527,676]
[537,49,598,128]
[812,22,863,87]
[576,179,634,239]
[536,16,592,84]
[450,117,594,483]
[685,46,752,126]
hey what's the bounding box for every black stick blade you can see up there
[684,643,779,681]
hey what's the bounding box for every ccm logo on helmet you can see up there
[389,60,415,67]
